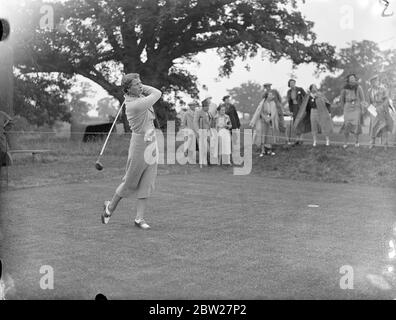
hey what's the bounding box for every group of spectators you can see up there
[180,95,240,166]
[180,73,395,162]
[249,75,395,157]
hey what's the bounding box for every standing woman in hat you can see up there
[250,90,279,156]
[294,84,333,147]
[102,73,162,230]
[368,75,394,150]
[340,74,366,148]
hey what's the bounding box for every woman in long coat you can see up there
[340,74,366,148]
[367,75,394,150]
[293,84,333,146]
[250,90,280,156]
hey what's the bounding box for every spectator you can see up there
[263,83,286,143]
[194,99,217,165]
[340,73,367,149]
[181,101,199,159]
[217,96,240,130]
[294,84,333,147]
[286,79,306,144]
[250,90,279,157]
[215,105,232,166]
[368,75,394,150]
[202,95,218,118]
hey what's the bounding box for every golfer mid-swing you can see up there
[102,73,162,230]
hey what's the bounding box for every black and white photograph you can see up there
[0,0,396,306]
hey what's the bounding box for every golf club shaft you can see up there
[98,100,125,157]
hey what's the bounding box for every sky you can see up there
[1,0,396,115]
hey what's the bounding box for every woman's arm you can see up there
[358,85,366,103]
[340,89,346,109]
[126,85,162,114]
[226,115,232,129]
[193,110,201,134]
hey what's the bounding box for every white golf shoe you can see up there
[102,201,112,224]
[134,219,151,230]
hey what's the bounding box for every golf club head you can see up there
[95,161,104,171]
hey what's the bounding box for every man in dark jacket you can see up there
[286,79,306,144]
[217,96,240,130]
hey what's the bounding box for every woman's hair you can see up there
[121,73,140,94]
[345,73,357,83]
[344,73,359,92]
[288,79,296,88]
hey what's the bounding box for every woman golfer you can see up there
[102,73,162,230]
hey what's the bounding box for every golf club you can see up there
[95,100,125,171]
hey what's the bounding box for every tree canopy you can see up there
[320,40,396,103]
[10,0,337,130]
[13,73,72,127]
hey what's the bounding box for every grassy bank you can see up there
[2,131,396,190]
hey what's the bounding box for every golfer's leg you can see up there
[134,161,157,228]
[136,198,147,221]
[109,194,122,213]
[383,132,388,148]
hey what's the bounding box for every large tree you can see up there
[10,0,337,131]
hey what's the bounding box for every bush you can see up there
[11,115,31,132]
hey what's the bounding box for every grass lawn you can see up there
[0,131,396,299]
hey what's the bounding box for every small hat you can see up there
[188,101,199,107]
[369,74,379,83]
[263,83,272,87]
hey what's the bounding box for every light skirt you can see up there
[218,128,231,155]
[115,133,158,199]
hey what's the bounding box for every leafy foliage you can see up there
[227,81,263,115]
[10,0,337,130]
[13,73,72,127]
[96,97,119,120]
[320,40,396,103]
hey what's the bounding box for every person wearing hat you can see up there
[250,90,281,157]
[181,101,199,160]
[194,98,217,165]
[217,96,241,162]
[202,95,218,118]
[263,83,286,141]
[217,96,240,131]
[367,75,394,150]
[286,79,306,144]
[293,84,333,147]
[215,104,232,165]
[102,73,162,230]
[340,73,367,148]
